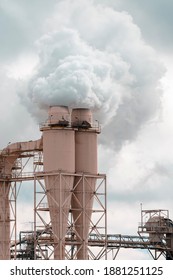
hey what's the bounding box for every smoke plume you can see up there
[21,0,165,150]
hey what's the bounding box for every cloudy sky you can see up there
[1,0,173,260]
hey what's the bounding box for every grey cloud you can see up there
[0,68,40,148]
[0,0,58,61]
[109,160,173,204]
[94,0,173,52]
[101,84,163,150]
[0,9,28,61]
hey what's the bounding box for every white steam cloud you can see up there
[21,0,165,150]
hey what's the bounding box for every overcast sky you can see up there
[1,0,173,260]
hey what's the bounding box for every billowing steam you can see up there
[21,0,165,150]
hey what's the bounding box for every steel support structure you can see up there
[2,151,173,260]
[33,171,107,260]
[138,209,173,260]
[8,180,17,259]
[4,151,43,259]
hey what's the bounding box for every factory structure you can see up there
[0,106,173,260]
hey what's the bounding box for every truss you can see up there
[34,171,107,260]
[1,151,173,260]
[138,209,173,260]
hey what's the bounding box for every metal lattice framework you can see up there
[138,209,173,260]
[34,171,107,259]
[6,151,107,259]
[1,151,173,260]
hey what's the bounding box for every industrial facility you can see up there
[0,105,173,260]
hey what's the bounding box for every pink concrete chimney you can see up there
[71,108,98,259]
[41,106,75,259]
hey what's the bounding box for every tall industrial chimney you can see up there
[71,108,99,259]
[41,106,75,259]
